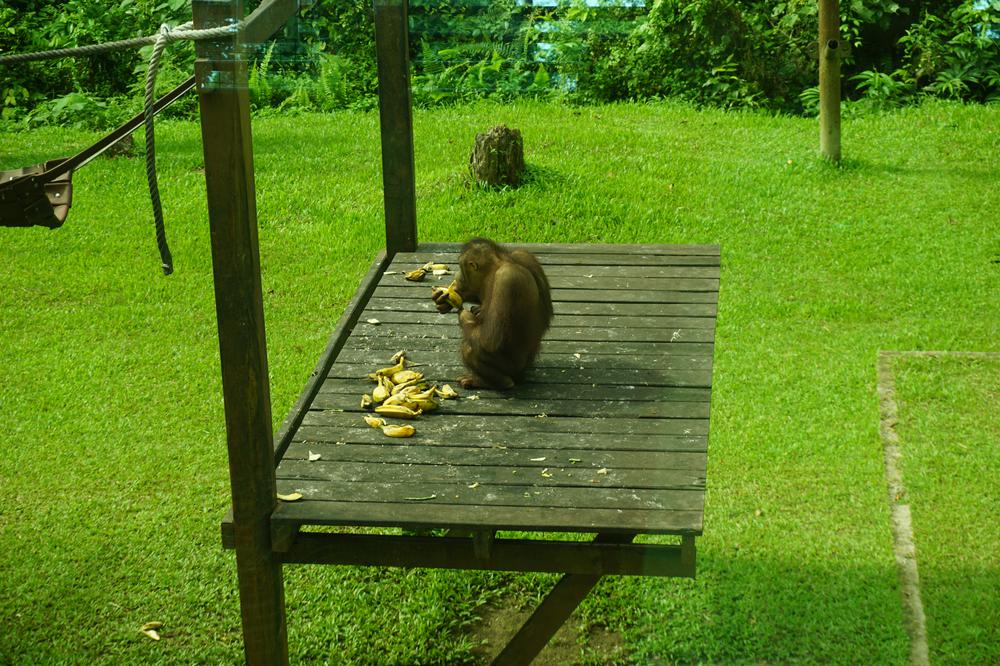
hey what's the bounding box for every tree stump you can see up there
[469,125,525,189]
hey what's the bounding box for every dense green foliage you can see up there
[1,0,998,125]
[1,100,998,663]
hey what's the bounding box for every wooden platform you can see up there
[222,242,718,577]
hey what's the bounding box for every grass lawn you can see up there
[892,355,1000,665]
[1,98,998,664]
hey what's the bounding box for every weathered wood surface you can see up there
[194,0,288,663]
[271,243,718,536]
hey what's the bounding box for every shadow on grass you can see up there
[623,550,910,664]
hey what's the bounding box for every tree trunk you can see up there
[469,124,525,188]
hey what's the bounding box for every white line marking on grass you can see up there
[876,350,1000,666]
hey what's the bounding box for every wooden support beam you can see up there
[275,531,693,577]
[491,534,636,666]
[374,0,417,255]
[193,1,288,664]
[818,0,842,162]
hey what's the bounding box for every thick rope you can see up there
[141,21,242,275]
[0,23,240,64]
[144,24,183,275]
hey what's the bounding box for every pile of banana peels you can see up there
[360,351,459,438]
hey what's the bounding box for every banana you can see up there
[437,384,459,399]
[382,393,419,410]
[374,358,406,378]
[363,415,386,429]
[374,404,422,419]
[410,396,439,411]
[381,424,415,438]
[404,268,427,282]
[391,369,423,385]
[361,394,373,409]
[372,376,392,403]
[429,263,449,271]
[391,378,424,395]
[409,386,437,401]
[432,280,464,309]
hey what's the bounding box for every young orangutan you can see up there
[432,238,553,389]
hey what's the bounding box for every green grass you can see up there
[1,98,998,664]
[892,355,1000,665]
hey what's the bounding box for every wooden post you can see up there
[818,0,842,162]
[193,1,289,664]
[374,0,417,255]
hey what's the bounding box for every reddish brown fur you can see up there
[433,238,552,389]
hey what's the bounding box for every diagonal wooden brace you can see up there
[491,533,636,666]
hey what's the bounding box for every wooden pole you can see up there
[374,0,417,255]
[818,0,842,162]
[192,1,289,663]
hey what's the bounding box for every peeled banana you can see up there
[374,404,422,419]
[364,415,387,429]
[382,392,419,410]
[405,387,439,411]
[381,424,415,438]
[391,377,424,395]
[374,358,406,378]
[432,280,463,310]
[391,369,423,385]
[372,376,392,403]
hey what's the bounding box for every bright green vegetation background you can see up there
[893,355,1000,665]
[1,100,998,663]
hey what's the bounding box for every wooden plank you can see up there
[271,499,703,535]
[273,478,704,512]
[390,252,719,267]
[282,441,707,471]
[348,321,716,343]
[383,274,719,292]
[374,0,416,254]
[526,264,721,278]
[332,351,713,370]
[387,263,721,279]
[401,243,721,256]
[372,285,718,303]
[342,367,714,388]
[272,252,390,462]
[293,424,708,452]
[340,338,715,358]
[319,377,710,402]
[359,309,719,330]
[193,1,288,663]
[309,392,711,418]
[277,532,695,577]
[367,297,718,317]
[301,411,710,436]
[275,459,704,489]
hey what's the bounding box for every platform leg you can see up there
[374,0,417,255]
[194,1,288,664]
[491,534,635,665]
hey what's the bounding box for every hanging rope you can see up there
[143,23,188,275]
